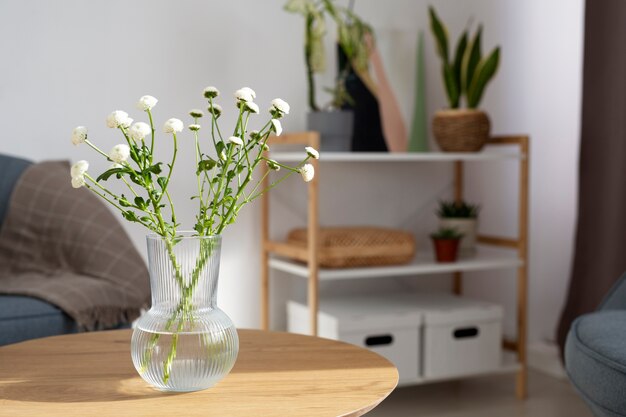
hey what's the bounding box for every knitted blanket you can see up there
[0,161,150,330]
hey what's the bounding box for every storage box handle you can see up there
[453,327,479,339]
[365,335,394,346]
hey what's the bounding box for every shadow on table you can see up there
[0,377,183,403]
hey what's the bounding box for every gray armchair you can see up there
[565,272,626,416]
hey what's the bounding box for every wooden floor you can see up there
[368,371,592,417]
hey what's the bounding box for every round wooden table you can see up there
[0,329,398,416]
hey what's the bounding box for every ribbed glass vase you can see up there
[131,233,238,392]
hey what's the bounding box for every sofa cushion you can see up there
[0,295,77,345]
[565,310,626,416]
[0,154,32,226]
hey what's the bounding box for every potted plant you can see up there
[69,86,318,392]
[431,227,464,263]
[429,6,500,152]
[437,200,480,254]
[285,0,373,151]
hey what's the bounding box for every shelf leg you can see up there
[453,161,464,296]
[260,162,270,331]
[516,136,530,399]
[453,272,463,295]
[307,154,320,336]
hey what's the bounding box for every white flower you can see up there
[305,146,319,159]
[189,124,201,131]
[70,160,89,178]
[189,109,204,118]
[106,110,133,129]
[299,164,315,182]
[163,118,184,134]
[228,136,244,146]
[203,86,220,99]
[266,159,280,171]
[244,101,259,114]
[71,126,88,145]
[208,104,222,117]
[71,176,86,189]
[271,119,283,136]
[129,122,151,141]
[219,150,227,161]
[110,144,130,163]
[136,95,158,111]
[270,98,290,118]
[234,87,256,103]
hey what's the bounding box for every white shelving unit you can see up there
[269,246,523,280]
[270,150,524,162]
[260,132,530,399]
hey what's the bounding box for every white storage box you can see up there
[288,295,422,385]
[405,292,503,380]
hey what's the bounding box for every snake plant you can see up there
[429,6,500,109]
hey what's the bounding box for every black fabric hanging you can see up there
[557,0,626,355]
[338,45,388,152]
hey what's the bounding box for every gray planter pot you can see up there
[307,110,354,152]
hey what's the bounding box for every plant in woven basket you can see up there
[69,86,319,392]
[428,6,501,153]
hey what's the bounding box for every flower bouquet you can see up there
[70,86,318,392]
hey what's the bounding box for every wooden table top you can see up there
[0,329,398,417]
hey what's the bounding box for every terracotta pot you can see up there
[432,109,490,152]
[431,238,461,263]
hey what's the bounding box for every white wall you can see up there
[0,0,583,345]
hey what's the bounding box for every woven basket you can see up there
[432,109,490,152]
[287,227,416,268]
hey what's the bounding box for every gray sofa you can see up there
[565,272,626,417]
[0,154,127,346]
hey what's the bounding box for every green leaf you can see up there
[150,189,162,200]
[143,163,162,176]
[215,141,225,155]
[119,196,132,208]
[452,31,468,101]
[134,196,146,209]
[157,176,167,190]
[196,158,217,175]
[462,25,482,95]
[122,211,139,222]
[429,6,449,64]
[96,168,126,182]
[467,47,500,108]
[443,64,460,108]
[284,0,313,14]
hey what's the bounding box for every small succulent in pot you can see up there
[437,200,480,254]
[431,227,464,263]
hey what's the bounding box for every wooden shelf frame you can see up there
[260,133,530,399]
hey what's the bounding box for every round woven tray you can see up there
[432,109,491,152]
[287,227,416,268]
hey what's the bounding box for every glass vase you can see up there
[131,233,238,392]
